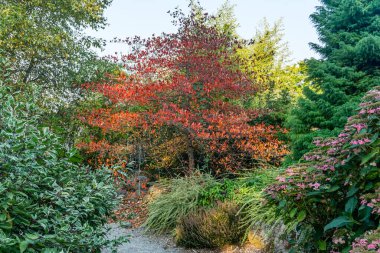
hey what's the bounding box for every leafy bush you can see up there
[175,202,245,248]
[267,87,380,252]
[0,85,126,252]
[143,174,218,233]
[197,178,237,207]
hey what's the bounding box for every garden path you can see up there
[102,224,217,253]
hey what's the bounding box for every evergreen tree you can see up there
[287,0,380,160]
[236,20,307,127]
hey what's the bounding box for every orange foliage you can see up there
[79,12,288,175]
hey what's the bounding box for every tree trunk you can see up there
[187,138,195,172]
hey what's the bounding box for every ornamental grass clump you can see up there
[175,202,245,248]
[266,87,380,252]
[143,173,217,233]
[236,169,291,252]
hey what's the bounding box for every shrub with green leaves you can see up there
[0,85,126,252]
[197,178,237,207]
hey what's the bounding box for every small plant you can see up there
[198,178,237,207]
[175,202,245,248]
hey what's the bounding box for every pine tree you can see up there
[287,0,380,160]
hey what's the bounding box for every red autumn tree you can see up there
[79,10,288,175]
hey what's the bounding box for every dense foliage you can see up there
[0,0,112,87]
[288,0,380,160]
[0,86,126,252]
[144,170,279,249]
[0,0,119,148]
[268,87,380,252]
[236,20,308,127]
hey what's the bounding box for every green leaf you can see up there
[318,240,327,250]
[370,133,379,144]
[42,249,59,253]
[327,185,340,192]
[342,246,351,253]
[25,233,40,240]
[68,149,83,163]
[20,241,29,253]
[297,210,306,222]
[290,208,297,218]
[346,185,358,197]
[361,148,379,165]
[0,213,6,221]
[364,182,374,191]
[306,191,322,196]
[345,197,358,214]
[358,205,372,222]
[324,216,354,232]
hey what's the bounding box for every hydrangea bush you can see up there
[266,87,380,252]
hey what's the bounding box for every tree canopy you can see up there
[0,0,113,87]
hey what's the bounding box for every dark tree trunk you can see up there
[187,137,195,172]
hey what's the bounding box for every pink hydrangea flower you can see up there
[351,123,367,133]
[309,182,321,190]
[367,243,376,249]
[359,239,368,246]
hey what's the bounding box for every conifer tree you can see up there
[288,0,380,160]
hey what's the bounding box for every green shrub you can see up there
[197,178,237,207]
[175,202,245,248]
[0,85,127,252]
[143,173,217,233]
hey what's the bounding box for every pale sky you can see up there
[87,0,321,63]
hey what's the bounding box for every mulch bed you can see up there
[109,191,148,228]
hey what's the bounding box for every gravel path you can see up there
[102,224,218,253]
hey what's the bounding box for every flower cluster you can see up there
[350,228,380,253]
[360,188,380,215]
